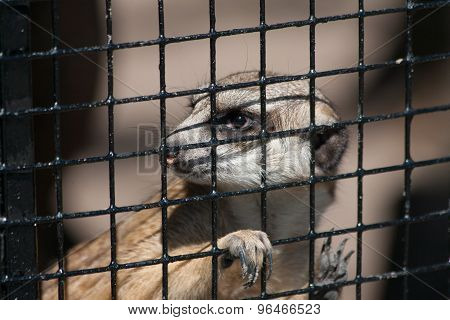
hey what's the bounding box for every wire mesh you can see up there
[0,0,449,300]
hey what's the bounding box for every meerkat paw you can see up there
[218,230,273,288]
[314,236,354,300]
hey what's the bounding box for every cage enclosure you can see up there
[0,0,449,300]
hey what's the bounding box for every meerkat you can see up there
[41,71,351,300]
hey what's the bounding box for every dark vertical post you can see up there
[105,0,118,300]
[157,0,169,300]
[50,0,65,300]
[356,0,365,300]
[259,0,268,298]
[308,0,317,299]
[208,0,219,300]
[402,0,414,300]
[0,0,37,299]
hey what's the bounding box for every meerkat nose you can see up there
[166,151,178,165]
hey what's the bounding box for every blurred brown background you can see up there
[30,0,449,299]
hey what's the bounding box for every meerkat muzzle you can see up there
[166,152,178,165]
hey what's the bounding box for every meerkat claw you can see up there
[238,250,248,276]
[218,230,273,289]
[266,250,273,280]
[315,236,354,299]
[243,248,258,288]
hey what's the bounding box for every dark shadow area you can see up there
[386,176,449,299]
[31,0,102,271]
[383,4,449,300]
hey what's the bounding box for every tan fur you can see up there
[41,181,317,299]
[41,72,346,300]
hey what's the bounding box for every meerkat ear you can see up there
[191,92,209,107]
[312,126,348,174]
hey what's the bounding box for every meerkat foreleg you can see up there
[117,229,272,299]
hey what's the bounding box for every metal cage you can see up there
[0,0,449,300]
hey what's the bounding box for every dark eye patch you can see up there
[311,127,343,150]
[215,110,259,131]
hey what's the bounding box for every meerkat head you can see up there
[166,71,347,189]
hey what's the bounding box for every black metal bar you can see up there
[1,154,449,228]
[157,0,169,300]
[0,0,37,299]
[308,0,317,299]
[1,210,448,285]
[356,0,365,300]
[402,0,415,300]
[259,0,268,298]
[208,0,219,300]
[0,1,447,63]
[104,0,118,300]
[0,100,448,177]
[245,261,450,300]
[50,0,65,300]
[1,51,449,119]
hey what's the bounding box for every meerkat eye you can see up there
[222,111,253,130]
[311,128,340,150]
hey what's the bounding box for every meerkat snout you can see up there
[166,71,347,188]
[166,151,178,165]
